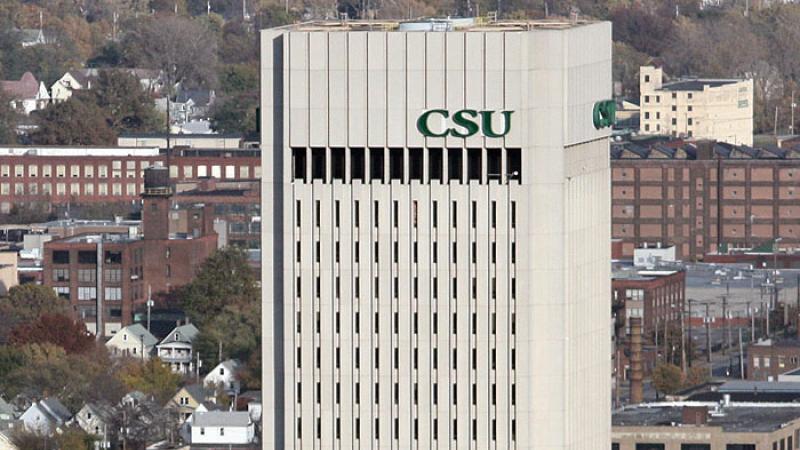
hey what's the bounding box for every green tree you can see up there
[0,346,25,381]
[683,365,709,388]
[31,96,116,145]
[193,300,260,375]
[93,70,162,134]
[218,63,258,95]
[209,92,258,135]
[0,89,18,145]
[652,363,683,395]
[180,246,259,324]
[1,284,70,323]
[118,358,182,404]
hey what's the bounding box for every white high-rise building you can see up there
[261,18,612,450]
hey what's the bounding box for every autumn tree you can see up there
[0,90,18,145]
[118,358,183,404]
[2,284,70,322]
[10,314,94,354]
[652,363,683,395]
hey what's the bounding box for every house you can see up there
[72,402,113,436]
[120,391,147,409]
[166,384,212,423]
[0,430,16,450]
[0,397,17,435]
[171,89,215,123]
[190,411,254,445]
[237,391,261,423]
[1,72,50,114]
[17,28,55,48]
[156,323,199,374]
[106,323,158,359]
[50,68,164,103]
[19,398,71,434]
[203,359,240,395]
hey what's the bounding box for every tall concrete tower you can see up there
[261,18,613,449]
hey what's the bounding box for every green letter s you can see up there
[449,109,479,138]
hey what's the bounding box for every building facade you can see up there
[612,268,686,341]
[639,66,753,146]
[261,19,612,449]
[748,338,800,381]
[43,167,217,336]
[0,147,260,212]
[612,140,800,261]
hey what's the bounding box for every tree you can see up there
[31,96,116,145]
[193,300,260,375]
[92,70,162,134]
[651,363,683,395]
[218,63,258,95]
[118,359,182,404]
[2,285,70,323]
[209,92,258,135]
[0,345,25,380]
[684,365,709,388]
[0,89,18,145]
[9,314,94,354]
[180,246,259,324]
[122,15,219,88]
[610,2,675,56]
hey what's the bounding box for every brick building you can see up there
[0,146,260,212]
[748,338,800,381]
[613,267,686,340]
[612,139,800,261]
[43,167,217,336]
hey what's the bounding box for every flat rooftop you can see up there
[660,79,741,91]
[274,17,598,33]
[613,402,800,433]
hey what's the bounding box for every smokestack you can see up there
[630,316,644,404]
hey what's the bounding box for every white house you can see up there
[0,430,16,450]
[19,398,71,434]
[203,359,240,395]
[156,323,199,374]
[106,323,158,359]
[50,71,93,103]
[190,411,254,445]
[1,72,50,114]
[72,402,113,437]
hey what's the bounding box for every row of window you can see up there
[642,90,694,104]
[52,250,123,265]
[0,162,261,180]
[2,182,141,197]
[292,147,523,184]
[299,416,518,442]
[52,286,122,301]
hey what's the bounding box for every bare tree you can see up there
[122,15,219,89]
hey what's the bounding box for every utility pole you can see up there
[655,317,659,360]
[147,285,153,333]
[775,106,780,136]
[705,303,712,367]
[791,89,796,135]
[747,301,755,342]
[688,300,693,367]
[196,351,201,384]
[722,295,728,355]
[680,301,687,374]
[739,327,744,379]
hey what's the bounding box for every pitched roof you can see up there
[192,411,251,427]
[116,323,158,347]
[0,397,14,417]
[39,397,71,423]
[182,384,211,403]
[1,72,39,99]
[160,323,199,345]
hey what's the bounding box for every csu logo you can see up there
[417,109,514,138]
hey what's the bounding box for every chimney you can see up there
[141,167,172,241]
[630,316,644,404]
[681,406,708,426]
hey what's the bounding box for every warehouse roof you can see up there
[613,402,800,433]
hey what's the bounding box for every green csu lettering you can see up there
[417,110,514,138]
[593,100,616,129]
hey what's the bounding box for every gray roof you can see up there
[192,411,251,427]
[40,397,71,423]
[613,402,800,433]
[118,323,158,347]
[719,380,800,393]
[160,323,199,345]
[0,397,14,417]
[182,384,210,403]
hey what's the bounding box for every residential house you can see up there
[17,28,55,48]
[0,397,16,434]
[166,384,212,423]
[1,72,50,114]
[156,323,199,374]
[19,398,71,434]
[72,402,113,436]
[0,430,15,450]
[203,359,240,395]
[237,391,261,424]
[120,391,147,409]
[190,411,254,445]
[106,323,158,359]
[50,68,164,103]
[171,89,215,124]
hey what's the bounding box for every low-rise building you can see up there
[105,323,158,359]
[613,266,686,340]
[639,65,753,145]
[0,72,50,115]
[613,401,800,450]
[166,384,212,423]
[42,167,217,336]
[157,323,199,374]
[190,411,255,445]
[204,359,241,395]
[72,402,113,437]
[19,398,71,434]
[748,338,800,381]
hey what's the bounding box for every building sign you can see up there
[417,110,514,138]
[593,100,616,129]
